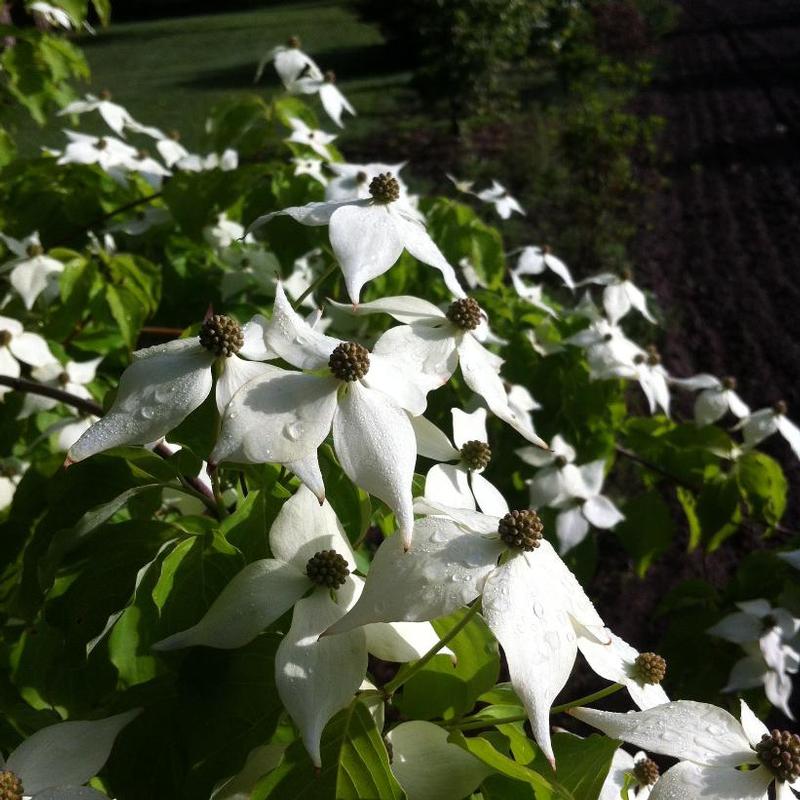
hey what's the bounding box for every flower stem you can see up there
[291,262,339,310]
[383,601,480,697]
[0,374,220,518]
[442,682,625,732]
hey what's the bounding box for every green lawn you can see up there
[18,1,416,155]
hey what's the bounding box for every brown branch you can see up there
[0,374,218,516]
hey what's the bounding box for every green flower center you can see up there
[633,652,666,684]
[306,549,350,589]
[369,173,400,204]
[498,509,543,551]
[199,314,244,358]
[0,769,23,800]
[633,757,659,786]
[329,342,370,381]
[446,297,482,331]
[755,730,800,783]
[460,440,491,470]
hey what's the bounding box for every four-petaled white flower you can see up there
[248,173,464,304]
[445,173,475,194]
[671,373,750,426]
[579,271,656,325]
[210,284,421,547]
[18,356,101,419]
[256,37,323,87]
[736,401,800,460]
[285,117,336,160]
[292,157,328,186]
[55,131,140,185]
[512,245,575,289]
[292,71,356,128]
[474,180,525,219]
[566,316,643,379]
[59,92,163,139]
[571,699,800,800]
[324,161,408,203]
[154,486,451,767]
[602,345,671,416]
[0,315,54,398]
[600,748,658,799]
[0,231,63,310]
[416,407,509,516]
[66,314,271,464]
[708,598,800,719]
[330,295,547,447]
[326,499,660,766]
[0,709,138,799]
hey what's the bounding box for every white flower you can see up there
[505,383,541,441]
[579,271,655,325]
[66,314,271,464]
[671,373,750,426]
[18,355,101,419]
[30,1,76,29]
[603,347,671,416]
[445,173,475,194]
[416,407,508,516]
[0,709,138,798]
[0,232,63,309]
[155,133,190,167]
[59,93,163,139]
[55,131,140,184]
[248,173,464,304]
[291,72,356,128]
[571,699,800,800]
[474,180,525,219]
[292,157,327,186]
[203,213,251,250]
[175,149,238,173]
[324,161,408,203]
[566,317,642,379]
[0,457,28,511]
[386,720,492,800]
[0,315,54,398]
[600,749,656,799]
[736,402,800,459]
[154,486,451,767]
[256,37,323,88]
[708,599,800,718]
[330,295,547,447]
[512,245,574,289]
[509,271,559,317]
[326,499,658,766]
[210,285,422,547]
[285,116,336,160]
[45,415,99,453]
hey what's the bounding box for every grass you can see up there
[15,0,417,155]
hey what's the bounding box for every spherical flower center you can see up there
[722,376,737,391]
[775,400,788,416]
[554,455,568,468]
[305,549,350,589]
[287,35,301,48]
[460,440,491,470]
[368,173,400,204]
[646,347,661,366]
[755,730,800,783]
[0,769,23,800]
[620,268,633,282]
[94,138,108,151]
[602,333,613,342]
[325,70,336,84]
[58,371,70,386]
[633,757,659,786]
[498,509,544,551]
[446,297,482,331]
[329,341,370,381]
[199,314,244,358]
[169,129,181,141]
[0,330,12,347]
[25,243,44,257]
[633,652,666,684]
[100,88,112,100]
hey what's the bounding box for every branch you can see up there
[0,375,219,516]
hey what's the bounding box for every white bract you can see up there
[566,317,642,379]
[418,407,508,516]
[247,174,464,304]
[256,38,323,88]
[446,173,475,194]
[292,157,327,186]
[0,457,28,511]
[0,232,63,310]
[600,748,656,800]
[55,131,140,185]
[210,285,421,547]
[324,161,408,203]
[18,356,101,419]
[579,271,656,325]
[571,699,800,800]
[736,403,800,459]
[671,373,750,426]
[0,709,138,799]
[285,116,336,160]
[326,499,658,766]
[0,315,54,398]
[329,295,547,447]
[601,346,671,416]
[292,72,356,128]
[30,1,79,29]
[509,271,559,317]
[474,180,525,219]
[59,93,163,138]
[708,599,800,718]
[66,314,271,464]
[154,486,451,767]
[512,245,575,289]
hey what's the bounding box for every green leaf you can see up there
[735,451,787,527]
[394,605,500,720]
[253,699,403,799]
[613,490,675,575]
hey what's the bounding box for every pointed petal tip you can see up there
[63,454,76,469]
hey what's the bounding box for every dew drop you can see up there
[284,421,304,441]
[139,406,155,419]
[533,602,545,619]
